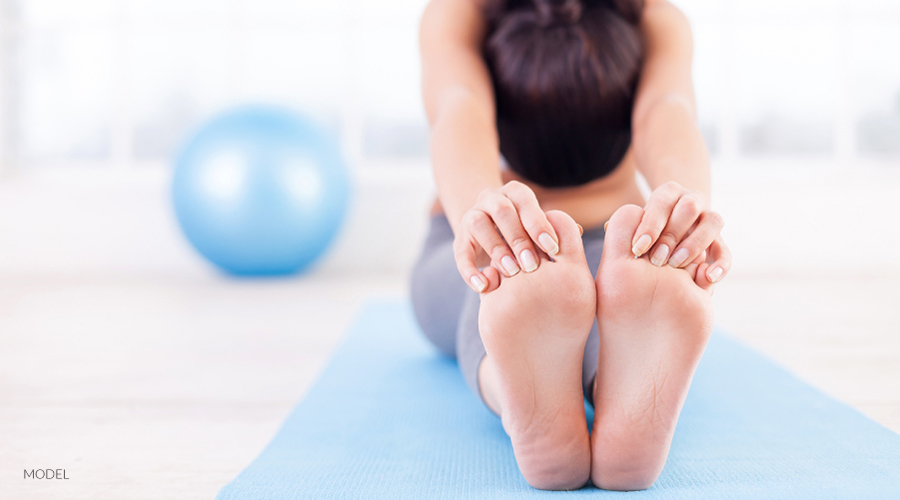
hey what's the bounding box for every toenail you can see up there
[668,248,690,268]
[520,249,538,273]
[632,234,652,257]
[650,244,669,267]
[708,266,723,283]
[501,255,520,276]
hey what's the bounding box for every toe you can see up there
[604,205,645,259]
[693,262,716,293]
[683,251,704,282]
[481,265,503,293]
[683,251,715,294]
[544,210,587,263]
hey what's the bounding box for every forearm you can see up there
[633,98,710,203]
[430,92,503,231]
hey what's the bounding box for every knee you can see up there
[410,295,459,358]
[410,254,466,358]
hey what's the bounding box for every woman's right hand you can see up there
[453,180,561,293]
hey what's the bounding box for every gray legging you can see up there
[410,213,606,407]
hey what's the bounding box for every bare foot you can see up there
[478,210,596,490]
[591,204,715,491]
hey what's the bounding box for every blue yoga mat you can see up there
[217,300,900,499]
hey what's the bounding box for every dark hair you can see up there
[484,0,644,187]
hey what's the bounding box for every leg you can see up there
[477,211,596,490]
[578,225,607,403]
[410,214,470,358]
[591,205,714,491]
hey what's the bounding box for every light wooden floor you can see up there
[1,165,898,499]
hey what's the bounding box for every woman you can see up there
[411,0,732,491]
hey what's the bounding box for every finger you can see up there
[704,236,732,284]
[504,181,559,257]
[667,209,723,269]
[453,235,490,293]
[682,249,704,277]
[649,192,705,267]
[465,209,521,277]
[478,193,539,274]
[631,182,683,257]
[463,210,520,276]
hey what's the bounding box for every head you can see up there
[484,0,644,187]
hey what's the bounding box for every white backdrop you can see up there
[1,0,899,170]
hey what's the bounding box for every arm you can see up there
[628,0,731,285]
[420,0,501,231]
[632,0,709,200]
[420,0,559,292]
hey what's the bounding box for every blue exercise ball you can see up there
[172,105,350,276]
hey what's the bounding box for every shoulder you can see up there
[640,0,693,55]
[631,0,697,123]
[642,0,690,27]
[420,0,488,47]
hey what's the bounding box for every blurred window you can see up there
[3,0,899,168]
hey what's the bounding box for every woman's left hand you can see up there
[630,181,731,286]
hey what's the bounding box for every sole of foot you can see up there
[478,210,596,490]
[591,204,714,491]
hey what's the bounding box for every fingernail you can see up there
[650,244,669,267]
[708,266,723,283]
[576,223,584,236]
[470,275,487,292]
[501,255,520,276]
[603,220,610,232]
[538,233,559,256]
[632,234,652,257]
[668,248,690,268]
[520,249,538,272]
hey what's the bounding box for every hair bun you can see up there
[534,0,583,27]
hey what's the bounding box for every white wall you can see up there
[2,0,899,170]
[0,0,20,174]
